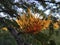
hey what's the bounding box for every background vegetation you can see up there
[0,0,60,45]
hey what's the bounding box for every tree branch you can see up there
[44,1,60,4]
[0,11,5,12]
[0,6,18,17]
[36,0,60,5]
[0,17,26,45]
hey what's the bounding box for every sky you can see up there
[55,0,60,2]
[14,0,60,14]
[0,0,60,19]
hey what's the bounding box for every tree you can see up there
[0,0,60,45]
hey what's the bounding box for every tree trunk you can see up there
[7,26,32,45]
[7,26,24,45]
[0,18,31,45]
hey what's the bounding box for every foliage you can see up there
[16,14,42,34]
[0,30,17,45]
[16,8,59,34]
[0,0,60,45]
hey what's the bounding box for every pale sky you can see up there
[0,0,60,19]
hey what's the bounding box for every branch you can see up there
[43,7,51,12]
[0,6,18,17]
[44,1,60,4]
[0,11,5,12]
[37,0,60,5]
[0,18,26,45]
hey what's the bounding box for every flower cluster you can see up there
[16,14,43,34]
[16,8,59,34]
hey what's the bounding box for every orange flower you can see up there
[16,8,59,34]
[16,14,43,34]
[53,22,59,30]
